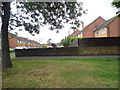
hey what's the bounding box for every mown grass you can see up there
[2,58,118,88]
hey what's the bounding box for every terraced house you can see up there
[9,33,41,48]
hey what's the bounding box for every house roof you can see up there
[82,16,105,31]
[15,36,23,41]
[69,29,80,37]
[94,16,117,31]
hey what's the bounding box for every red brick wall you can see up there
[83,17,105,38]
[9,38,18,48]
[108,18,120,37]
[25,41,28,47]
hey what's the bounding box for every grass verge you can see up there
[2,58,118,88]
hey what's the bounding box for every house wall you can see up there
[9,38,29,48]
[17,41,25,47]
[78,33,83,37]
[9,38,18,48]
[108,17,120,37]
[17,42,21,47]
[25,41,28,47]
[82,17,105,38]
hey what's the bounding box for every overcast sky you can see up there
[10,0,118,44]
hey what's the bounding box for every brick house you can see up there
[82,16,105,38]
[69,16,120,38]
[94,16,120,37]
[9,33,41,48]
[69,29,80,37]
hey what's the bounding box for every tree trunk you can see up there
[1,2,13,70]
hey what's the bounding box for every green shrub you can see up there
[9,48,14,52]
[61,36,83,47]
[61,37,71,47]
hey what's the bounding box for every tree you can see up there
[112,0,120,17]
[61,37,71,47]
[112,0,120,8]
[1,2,13,70]
[1,1,86,69]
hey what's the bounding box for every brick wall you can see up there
[108,17,120,37]
[82,17,105,38]
[15,37,120,57]
[25,41,28,47]
[9,38,18,48]
[79,46,119,55]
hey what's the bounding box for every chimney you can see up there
[81,21,84,30]
[68,31,70,36]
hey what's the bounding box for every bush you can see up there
[61,36,83,47]
[61,37,71,47]
[9,48,15,52]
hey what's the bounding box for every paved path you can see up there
[13,55,119,59]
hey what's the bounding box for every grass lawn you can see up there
[3,58,118,88]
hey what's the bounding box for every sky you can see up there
[10,0,118,44]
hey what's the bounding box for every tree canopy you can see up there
[112,0,120,17]
[112,0,120,8]
[10,2,86,35]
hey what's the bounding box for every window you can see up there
[95,31,98,36]
[100,28,106,34]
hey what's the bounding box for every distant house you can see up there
[69,29,81,37]
[9,33,41,48]
[94,16,120,37]
[82,16,105,38]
